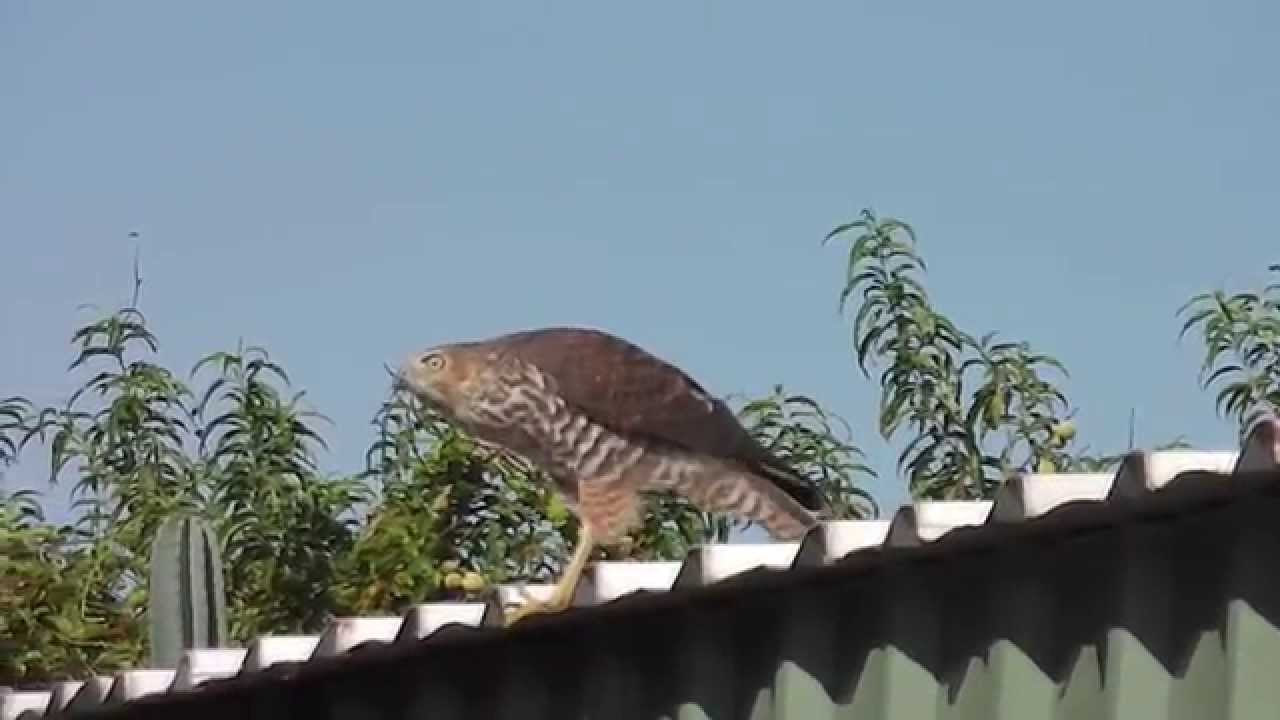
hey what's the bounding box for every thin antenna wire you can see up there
[129,231,142,309]
[1128,408,1136,450]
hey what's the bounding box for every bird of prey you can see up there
[395,326,828,625]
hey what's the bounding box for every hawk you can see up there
[395,326,828,625]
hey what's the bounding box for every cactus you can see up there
[148,514,229,667]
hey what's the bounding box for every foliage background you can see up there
[1,208,1270,686]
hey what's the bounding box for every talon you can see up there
[503,588,550,626]
[503,597,556,626]
[502,527,596,627]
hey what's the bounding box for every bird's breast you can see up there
[472,365,651,485]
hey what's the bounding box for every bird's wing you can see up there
[492,327,740,450]
[491,327,827,512]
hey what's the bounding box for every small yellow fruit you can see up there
[443,571,463,589]
[1053,420,1077,442]
[461,572,486,592]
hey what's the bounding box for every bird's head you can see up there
[393,341,494,419]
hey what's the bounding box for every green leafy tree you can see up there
[963,333,1076,476]
[1,396,31,473]
[827,209,1091,498]
[1178,265,1280,433]
[12,302,371,662]
[0,489,145,686]
[23,306,202,543]
[14,305,203,680]
[190,344,368,638]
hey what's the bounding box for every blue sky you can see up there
[2,1,1277,525]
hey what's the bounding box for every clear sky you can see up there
[2,1,1277,526]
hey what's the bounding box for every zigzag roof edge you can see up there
[8,415,1280,719]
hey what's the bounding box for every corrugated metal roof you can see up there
[6,415,1280,720]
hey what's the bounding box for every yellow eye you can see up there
[421,353,445,371]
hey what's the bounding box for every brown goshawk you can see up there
[396,326,827,624]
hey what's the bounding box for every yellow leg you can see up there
[504,526,595,626]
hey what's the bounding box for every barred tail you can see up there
[651,458,821,541]
[753,460,834,519]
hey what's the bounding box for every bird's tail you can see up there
[652,459,823,542]
[753,459,834,520]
